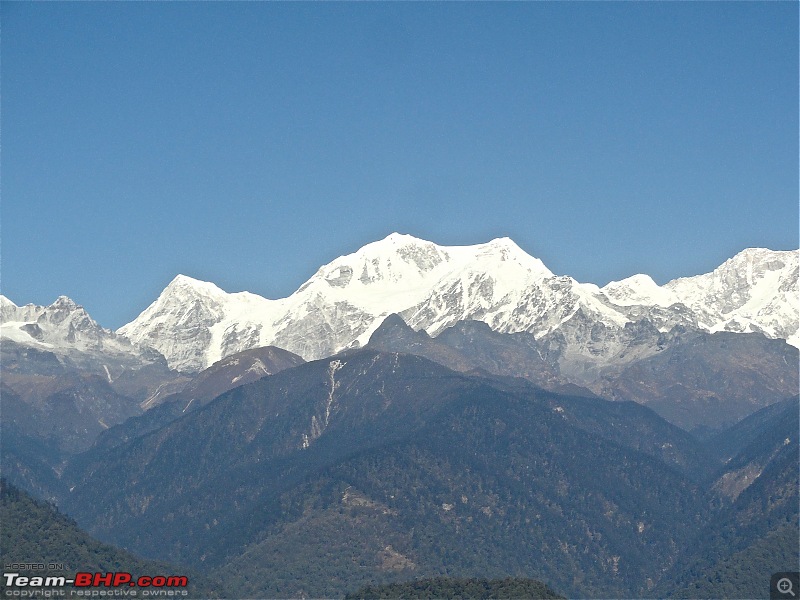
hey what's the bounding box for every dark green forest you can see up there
[0,479,220,598]
[345,577,564,599]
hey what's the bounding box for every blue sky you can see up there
[2,2,797,329]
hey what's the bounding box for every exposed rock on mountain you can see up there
[88,346,305,453]
[141,344,305,411]
[0,296,187,406]
[591,332,799,431]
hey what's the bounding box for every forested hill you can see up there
[345,576,565,599]
[0,479,220,598]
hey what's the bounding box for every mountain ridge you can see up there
[109,234,798,372]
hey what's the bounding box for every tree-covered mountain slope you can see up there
[62,350,716,598]
[344,576,565,599]
[0,479,221,598]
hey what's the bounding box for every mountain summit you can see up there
[117,233,559,371]
[113,234,799,373]
[1,294,138,361]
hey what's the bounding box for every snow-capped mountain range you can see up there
[0,294,166,376]
[3,233,798,373]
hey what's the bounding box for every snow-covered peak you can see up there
[668,248,797,289]
[163,274,229,299]
[0,295,20,322]
[448,236,552,276]
[484,236,529,254]
[470,237,553,278]
[664,248,799,341]
[665,248,797,308]
[320,232,450,281]
[1,295,86,325]
[379,231,425,245]
[118,273,282,372]
[117,234,562,370]
[52,295,79,309]
[119,275,254,336]
[0,293,138,358]
[601,274,679,308]
[291,233,554,318]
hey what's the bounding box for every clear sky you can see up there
[2,2,797,329]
